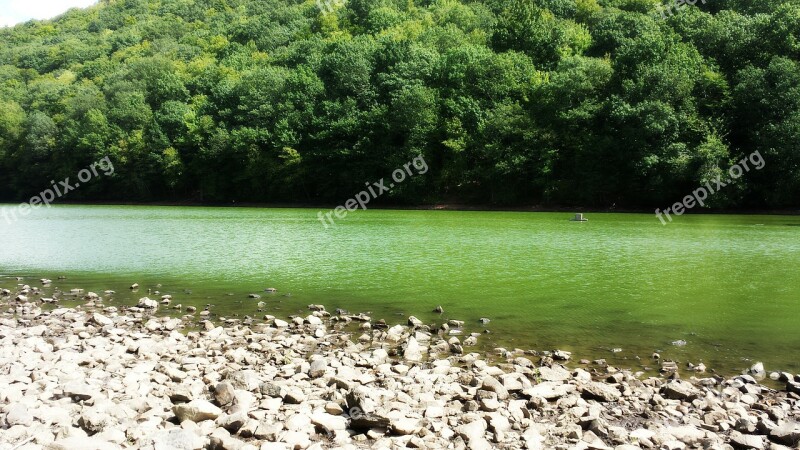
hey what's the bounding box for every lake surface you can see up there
[1,205,798,375]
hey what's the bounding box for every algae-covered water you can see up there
[1,205,798,374]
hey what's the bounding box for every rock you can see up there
[91,313,113,326]
[457,420,487,442]
[310,412,347,433]
[768,422,800,446]
[553,349,572,360]
[729,430,765,449]
[404,336,423,362]
[130,283,139,289]
[581,382,621,402]
[273,319,288,328]
[661,380,700,401]
[63,381,96,401]
[5,403,33,426]
[349,412,391,431]
[151,429,207,450]
[219,412,247,432]
[478,317,490,324]
[433,305,443,313]
[214,382,236,406]
[408,316,423,327]
[79,407,109,434]
[309,358,328,378]
[47,437,120,450]
[749,362,766,379]
[173,400,223,422]
[481,376,509,400]
[523,382,576,400]
[137,297,158,309]
[391,417,420,435]
[283,387,306,404]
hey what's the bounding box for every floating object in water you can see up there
[570,213,588,222]
[672,339,687,347]
[264,288,277,293]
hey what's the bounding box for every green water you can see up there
[1,205,798,374]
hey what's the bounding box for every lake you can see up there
[1,205,798,375]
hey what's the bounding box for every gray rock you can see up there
[581,382,621,402]
[218,412,247,433]
[214,382,235,406]
[47,437,120,450]
[259,382,285,398]
[63,381,96,401]
[173,400,222,422]
[404,336,423,362]
[5,403,32,426]
[729,430,765,449]
[309,358,327,378]
[481,376,509,400]
[137,297,158,309]
[151,429,207,450]
[283,387,306,404]
[661,380,700,401]
[768,422,800,446]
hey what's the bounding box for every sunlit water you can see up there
[1,205,798,375]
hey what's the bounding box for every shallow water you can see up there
[1,205,798,375]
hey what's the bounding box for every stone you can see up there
[91,313,114,327]
[481,376,509,400]
[63,381,96,401]
[214,382,235,406]
[311,413,347,433]
[47,437,120,450]
[151,429,208,450]
[404,336,423,362]
[768,422,800,446]
[408,316,423,327]
[391,417,420,435]
[457,420,487,442]
[283,387,306,404]
[729,431,765,449]
[309,358,327,378]
[173,400,223,422]
[5,403,33,426]
[581,382,621,402]
[661,380,700,401]
[137,297,158,309]
[553,349,572,360]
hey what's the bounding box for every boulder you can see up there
[580,382,621,402]
[729,431,765,449]
[661,380,700,401]
[172,400,222,422]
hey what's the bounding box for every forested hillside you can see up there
[1,0,799,207]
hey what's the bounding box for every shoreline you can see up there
[2,285,799,449]
[1,200,800,216]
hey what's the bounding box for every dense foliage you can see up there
[1,0,799,208]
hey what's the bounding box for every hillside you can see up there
[0,0,799,207]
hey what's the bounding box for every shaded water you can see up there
[1,205,798,374]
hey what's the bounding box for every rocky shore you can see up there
[1,284,799,450]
